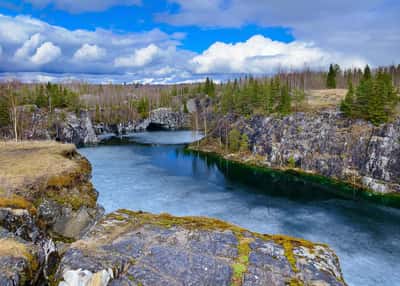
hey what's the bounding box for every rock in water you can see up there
[56,210,346,286]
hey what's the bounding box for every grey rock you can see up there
[56,210,346,286]
[215,111,400,194]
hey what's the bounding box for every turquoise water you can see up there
[79,131,400,286]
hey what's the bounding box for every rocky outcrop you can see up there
[94,108,191,138]
[206,110,400,195]
[0,142,103,240]
[147,107,190,130]
[55,210,346,286]
[54,111,98,146]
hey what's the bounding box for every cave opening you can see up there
[147,122,168,131]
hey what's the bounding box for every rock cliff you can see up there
[0,141,347,286]
[200,110,400,195]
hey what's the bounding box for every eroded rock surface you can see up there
[56,210,346,286]
[209,111,400,194]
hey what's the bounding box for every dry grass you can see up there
[0,141,77,191]
[0,239,31,259]
[302,89,347,111]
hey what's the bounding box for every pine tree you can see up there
[326,64,337,89]
[0,94,10,127]
[277,83,291,115]
[363,65,372,81]
[340,81,355,117]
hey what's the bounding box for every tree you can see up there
[340,81,355,117]
[326,64,337,89]
[277,83,291,115]
[0,93,10,127]
[4,82,20,141]
[240,133,249,153]
[228,129,241,152]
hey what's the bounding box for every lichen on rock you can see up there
[55,210,346,286]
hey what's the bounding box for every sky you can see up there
[0,0,398,84]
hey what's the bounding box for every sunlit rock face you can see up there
[55,210,346,286]
[215,111,400,194]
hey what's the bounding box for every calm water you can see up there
[80,131,400,286]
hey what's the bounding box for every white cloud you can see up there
[73,44,106,61]
[191,35,366,74]
[14,33,42,60]
[31,42,61,65]
[158,0,400,66]
[114,44,161,68]
[0,14,185,76]
[25,0,142,13]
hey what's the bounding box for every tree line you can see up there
[340,65,399,125]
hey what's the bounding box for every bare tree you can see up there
[6,81,20,142]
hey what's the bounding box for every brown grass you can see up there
[302,89,347,111]
[0,141,77,191]
[0,239,31,258]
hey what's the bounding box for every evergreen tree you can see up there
[340,81,355,117]
[277,83,291,115]
[0,94,10,126]
[363,65,372,81]
[326,64,337,89]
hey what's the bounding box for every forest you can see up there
[0,64,399,135]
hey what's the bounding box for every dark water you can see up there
[79,131,400,286]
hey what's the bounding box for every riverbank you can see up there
[0,141,347,286]
[188,136,400,208]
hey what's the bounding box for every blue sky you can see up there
[0,0,398,83]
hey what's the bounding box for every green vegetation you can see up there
[341,65,399,125]
[326,64,340,89]
[219,76,296,117]
[228,129,241,152]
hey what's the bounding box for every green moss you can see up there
[288,278,304,286]
[231,236,252,286]
[186,145,400,209]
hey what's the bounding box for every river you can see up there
[79,131,400,286]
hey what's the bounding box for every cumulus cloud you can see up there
[158,0,400,66]
[191,35,366,74]
[0,13,186,76]
[114,44,161,68]
[73,44,106,61]
[14,33,42,60]
[25,0,141,13]
[31,42,61,65]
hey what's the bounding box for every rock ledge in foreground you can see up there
[56,210,346,286]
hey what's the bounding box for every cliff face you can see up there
[6,106,190,145]
[0,141,347,286]
[211,111,400,195]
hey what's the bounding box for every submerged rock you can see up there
[56,210,346,286]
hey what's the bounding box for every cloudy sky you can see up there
[0,0,398,83]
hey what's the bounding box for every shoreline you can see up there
[187,141,400,209]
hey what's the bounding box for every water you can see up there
[79,131,400,286]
